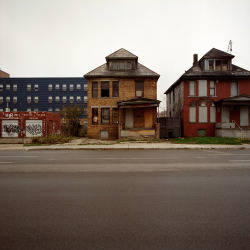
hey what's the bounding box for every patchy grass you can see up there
[29,134,72,145]
[171,137,243,145]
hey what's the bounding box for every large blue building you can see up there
[0,77,87,118]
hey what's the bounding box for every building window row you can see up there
[92,81,144,98]
[189,80,239,97]
[204,59,229,71]
[92,107,118,125]
[0,84,18,92]
[48,83,86,91]
[189,105,216,123]
[48,96,85,103]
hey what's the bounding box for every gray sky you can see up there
[1,0,250,105]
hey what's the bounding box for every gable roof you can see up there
[165,48,250,94]
[106,48,138,61]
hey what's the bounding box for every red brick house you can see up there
[84,48,160,139]
[165,48,250,139]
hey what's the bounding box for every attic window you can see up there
[205,59,229,71]
[111,62,128,70]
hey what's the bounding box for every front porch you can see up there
[117,98,160,139]
[215,95,250,139]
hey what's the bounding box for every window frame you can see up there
[210,80,216,96]
[92,108,98,124]
[101,81,110,98]
[92,82,98,98]
[112,81,119,97]
[101,108,110,124]
[189,81,196,96]
[112,108,119,124]
[135,81,144,97]
[231,82,239,96]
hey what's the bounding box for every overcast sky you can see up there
[1,0,250,104]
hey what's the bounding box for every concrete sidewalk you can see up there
[0,142,249,150]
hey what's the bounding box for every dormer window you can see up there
[205,59,229,71]
[111,61,133,70]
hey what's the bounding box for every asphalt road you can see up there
[0,150,250,250]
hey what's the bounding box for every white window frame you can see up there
[0,97,3,104]
[0,85,3,92]
[48,84,53,91]
[6,96,10,103]
[70,84,74,91]
[70,96,74,103]
[84,96,88,104]
[63,84,67,91]
[55,96,60,102]
[27,96,31,103]
[48,108,53,112]
[84,84,87,91]
[77,84,81,90]
[27,108,31,111]
[48,96,53,103]
[34,84,39,91]
[27,84,31,92]
[77,96,81,102]
[34,96,39,104]
[62,96,67,103]
[13,96,17,104]
[55,84,60,90]
[6,84,10,90]
[13,84,17,92]
[210,81,216,96]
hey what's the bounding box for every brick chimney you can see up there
[193,54,198,65]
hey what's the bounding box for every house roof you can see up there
[84,48,160,79]
[201,48,235,59]
[106,48,138,61]
[165,48,250,94]
[215,95,250,105]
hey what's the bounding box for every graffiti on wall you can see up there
[26,124,42,136]
[3,124,22,136]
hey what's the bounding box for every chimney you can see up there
[193,54,198,65]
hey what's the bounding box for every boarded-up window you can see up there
[210,81,216,96]
[231,82,238,96]
[189,81,195,96]
[112,81,119,97]
[215,60,222,71]
[101,108,110,124]
[210,106,216,123]
[92,82,98,98]
[240,107,249,126]
[113,108,119,123]
[198,80,207,96]
[189,107,196,122]
[135,82,144,97]
[222,60,228,70]
[92,108,98,124]
[101,81,109,97]
[199,106,207,123]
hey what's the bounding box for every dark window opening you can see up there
[92,108,98,124]
[101,82,109,97]
[135,81,144,97]
[92,82,98,98]
[112,81,119,97]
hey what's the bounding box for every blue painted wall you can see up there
[0,78,87,118]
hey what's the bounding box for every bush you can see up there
[31,134,72,145]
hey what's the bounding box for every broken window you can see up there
[112,81,119,97]
[113,108,119,123]
[101,81,109,97]
[135,81,144,97]
[209,60,214,71]
[101,108,110,124]
[222,60,228,70]
[215,60,222,71]
[92,108,98,124]
[92,82,98,98]
[210,81,216,96]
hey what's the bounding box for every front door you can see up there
[133,108,144,128]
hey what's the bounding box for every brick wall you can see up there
[181,79,250,137]
[87,78,158,139]
[0,70,10,78]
